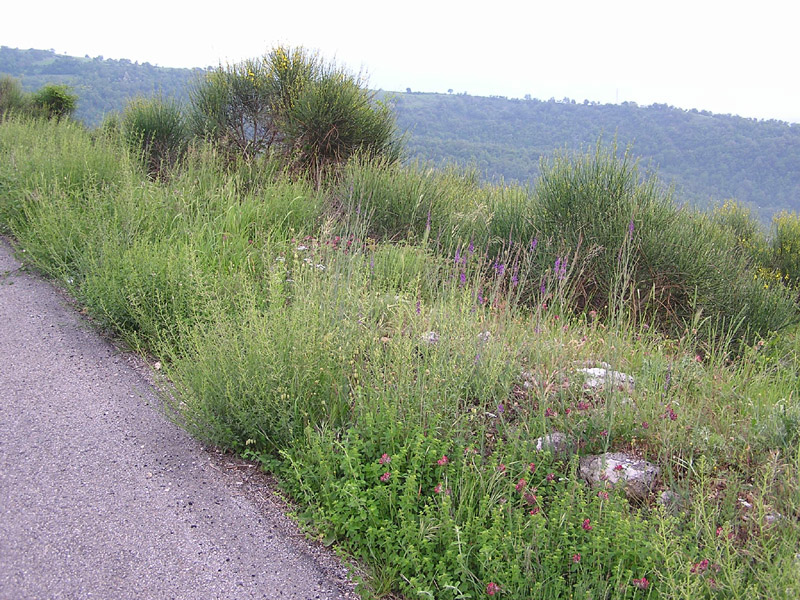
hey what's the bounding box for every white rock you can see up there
[579,452,659,501]
[578,368,635,392]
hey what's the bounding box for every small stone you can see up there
[420,331,440,345]
[534,432,572,454]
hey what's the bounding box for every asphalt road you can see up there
[0,239,357,600]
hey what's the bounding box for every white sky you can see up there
[4,0,799,122]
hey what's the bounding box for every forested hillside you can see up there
[3,46,799,219]
[392,93,800,219]
[0,46,202,125]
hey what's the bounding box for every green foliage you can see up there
[282,423,670,599]
[31,83,77,120]
[771,210,800,289]
[282,62,401,186]
[190,46,400,184]
[2,117,800,600]
[532,144,797,344]
[120,96,188,178]
[0,74,28,117]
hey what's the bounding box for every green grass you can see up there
[1,115,799,599]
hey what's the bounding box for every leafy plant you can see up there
[31,83,77,121]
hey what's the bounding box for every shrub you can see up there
[532,144,798,342]
[190,46,401,184]
[0,75,29,118]
[281,61,401,186]
[121,96,188,178]
[770,210,800,288]
[31,84,77,121]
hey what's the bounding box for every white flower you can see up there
[296,245,308,251]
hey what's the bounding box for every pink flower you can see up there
[524,492,537,505]
[380,472,391,482]
[613,464,624,472]
[529,507,540,515]
[641,421,649,429]
[379,453,391,465]
[486,582,500,596]
[434,483,443,494]
[546,472,555,482]
[572,553,581,563]
[437,455,449,466]
[632,577,649,590]
[497,463,506,473]
[582,518,593,531]
[515,478,526,492]
[544,407,555,417]
[597,491,609,500]
[528,462,536,473]
[690,559,709,574]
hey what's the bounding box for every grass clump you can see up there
[118,95,188,178]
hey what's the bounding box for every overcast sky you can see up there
[5,0,799,123]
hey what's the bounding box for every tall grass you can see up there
[1,117,799,599]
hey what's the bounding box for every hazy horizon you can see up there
[4,0,799,123]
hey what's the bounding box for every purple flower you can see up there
[494,262,505,276]
[454,247,462,265]
[530,237,538,251]
[468,240,475,254]
[460,271,466,286]
[477,290,485,305]
[628,219,635,239]
[554,257,567,280]
[540,282,546,295]
[416,300,421,315]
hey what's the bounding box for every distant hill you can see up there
[391,92,800,220]
[0,46,203,125]
[3,46,799,220]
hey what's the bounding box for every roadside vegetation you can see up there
[1,47,799,599]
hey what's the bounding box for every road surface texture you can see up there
[0,238,359,600]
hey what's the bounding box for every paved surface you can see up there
[0,239,357,600]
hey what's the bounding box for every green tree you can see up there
[31,83,77,121]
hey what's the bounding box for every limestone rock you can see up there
[578,367,635,393]
[579,452,659,501]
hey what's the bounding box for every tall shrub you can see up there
[190,46,400,184]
